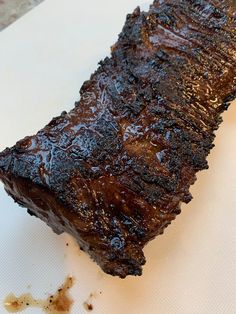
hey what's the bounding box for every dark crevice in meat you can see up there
[0,0,236,278]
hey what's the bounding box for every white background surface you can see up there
[0,1,235,313]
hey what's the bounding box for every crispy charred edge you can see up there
[0,172,146,278]
[0,0,235,278]
[0,91,235,278]
[221,93,236,112]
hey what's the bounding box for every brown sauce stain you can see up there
[4,277,74,314]
[83,292,97,312]
[83,302,93,311]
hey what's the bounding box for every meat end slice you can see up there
[0,0,236,278]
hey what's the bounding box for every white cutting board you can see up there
[0,1,236,313]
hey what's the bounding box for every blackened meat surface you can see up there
[0,1,236,278]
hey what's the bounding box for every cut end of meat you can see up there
[0,149,148,278]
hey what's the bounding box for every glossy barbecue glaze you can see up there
[0,0,236,277]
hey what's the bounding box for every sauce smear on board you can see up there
[4,276,74,314]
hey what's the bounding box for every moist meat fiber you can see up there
[0,1,235,278]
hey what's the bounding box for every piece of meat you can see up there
[0,0,236,278]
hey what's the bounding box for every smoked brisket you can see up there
[0,0,236,277]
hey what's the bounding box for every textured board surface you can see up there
[0,0,236,313]
[0,0,43,31]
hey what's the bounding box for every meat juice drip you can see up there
[4,293,36,313]
[83,292,98,312]
[83,302,93,311]
[4,277,74,314]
